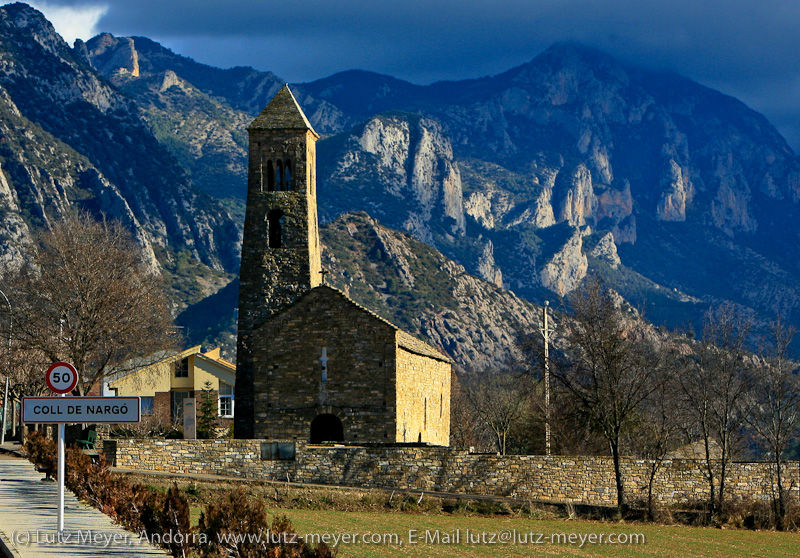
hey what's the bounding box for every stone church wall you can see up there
[251,287,399,442]
[109,439,798,507]
[395,348,451,446]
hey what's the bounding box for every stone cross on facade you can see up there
[319,347,329,382]
[318,347,330,405]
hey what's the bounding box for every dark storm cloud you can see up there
[27,0,800,149]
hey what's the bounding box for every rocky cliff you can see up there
[318,112,466,252]
[296,44,800,333]
[6,6,800,355]
[0,4,241,306]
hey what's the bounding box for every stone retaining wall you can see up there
[108,439,800,507]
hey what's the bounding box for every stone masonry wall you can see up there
[251,287,399,442]
[236,123,320,439]
[395,347,450,446]
[109,439,799,507]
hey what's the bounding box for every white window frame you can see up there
[218,382,234,417]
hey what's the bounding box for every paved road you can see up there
[0,453,167,557]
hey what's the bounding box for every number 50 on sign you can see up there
[45,362,78,394]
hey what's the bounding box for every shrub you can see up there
[198,486,270,558]
[117,483,165,534]
[24,430,56,475]
[26,438,334,557]
[60,447,193,556]
[199,487,336,557]
[719,499,800,531]
[161,484,193,557]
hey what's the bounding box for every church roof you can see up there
[248,84,318,136]
[259,284,452,363]
[317,285,452,362]
[395,329,452,362]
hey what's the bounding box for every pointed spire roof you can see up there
[248,84,318,137]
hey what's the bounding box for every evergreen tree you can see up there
[197,381,218,439]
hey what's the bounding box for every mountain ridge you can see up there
[3,5,800,362]
[0,4,241,306]
[79,27,800,339]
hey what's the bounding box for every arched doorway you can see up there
[310,413,343,443]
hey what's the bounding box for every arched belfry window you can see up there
[284,161,292,191]
[267,209,285,248]
[275,160,282,191]
[266,161,275,192]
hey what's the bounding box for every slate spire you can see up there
[248,84,318,136]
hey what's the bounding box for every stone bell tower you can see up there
[235,85,322,438]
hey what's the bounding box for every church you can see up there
[234,86,452,446]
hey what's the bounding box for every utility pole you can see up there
[0,288,10,446]
[539,301,555,456]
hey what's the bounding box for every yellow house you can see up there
[106,346,236,422]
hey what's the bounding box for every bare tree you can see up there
[516,330,607,456]
[678,304,754,520]
[626,364,683,520]
[553,277,665,515]
[460,366,531,455]
[0,342,50,440]
[449,374,487,450]
[3,214,178,396]
[749,319,800,530]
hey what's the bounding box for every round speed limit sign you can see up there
[45,361,78,394]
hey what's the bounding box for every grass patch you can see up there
[263,507,800,558]
[122,472,799,558]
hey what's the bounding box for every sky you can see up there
[24,0,800,150]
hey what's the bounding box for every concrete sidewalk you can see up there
[0,453,167,557]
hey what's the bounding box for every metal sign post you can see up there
[26,362,140,536]
[44,362,77,536]
[57,393,65,534]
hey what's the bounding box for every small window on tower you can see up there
[284,161,292,191]
[268,209,285,248]
[275,160,282,191]
[267,161,275,191]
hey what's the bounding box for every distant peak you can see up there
[4,2,45,17]
[536,41,622,67]
[2,2,56,32]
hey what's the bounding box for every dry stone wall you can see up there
[109,439,799,507]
